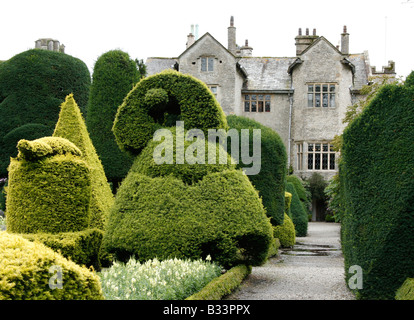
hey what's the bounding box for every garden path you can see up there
[226,222,355,300]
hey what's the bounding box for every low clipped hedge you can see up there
[0,232,104,300]
[286,182,308,237]
[226,115,287,226]
[113,69,228,156]
[186,264,252,300]
[18,229,104,270]
[341,76,414,299]
[395,278,414,300]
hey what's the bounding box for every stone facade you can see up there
[146,17,396,181]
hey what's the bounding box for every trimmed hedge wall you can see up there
[86,50,139,185]
[53,94,114,230]
[113,69,228,156]
[0,49,90,177]
[0,232,103,300]
[186,264,252,300]
[341,76,414,299]
[286,182,308,237]
[226,115,287,226]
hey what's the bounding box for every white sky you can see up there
[1,0,413,78]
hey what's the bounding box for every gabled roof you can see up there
[239,57,297,92]
[299,36,342,56]
[178,32,236,59]
[146,57,177,76]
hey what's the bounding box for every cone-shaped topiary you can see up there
[0,232,104,300]
[53,94,113,230]
[86,50,140,187]
[0,49,90,177]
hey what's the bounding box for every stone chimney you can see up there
[228,16,237,54]
[295,28,318,55]
[240,39,253,57]
[341,25,349,55]
[186,25,196,49]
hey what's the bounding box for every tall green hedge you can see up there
[112,69,228,155]
[226,115,287,226]
[53,94,114,230]
[0,49,90,177]
[341,75,414,299]
[86,50,140,187]
[286,182,308,237]
[286,175,311,213]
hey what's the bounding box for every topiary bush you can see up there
[53,94,113,230]
[341,75,414,300]
[101,136,274,268]
[6,136,91,234]
[112,69,228,156]
[273,213,296,248]
[0,49,90,176]
[0,232,103,300]
[86,50,140,188]
[226,115,287,226]
[286,175,311,214]
[102,71,274,268]
[286,182,308,237]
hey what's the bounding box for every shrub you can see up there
[186,264,252,300]
[0,232,103,300]
[53,94,114,230]
[101,132,274,268]
[273,213,296,248]
[112,69,228,156]
[86,50,140,187]
[286,182,308,237]
[341,76,414,299]
[100,257,222,300]
[6,137,91,234]
[226,115,287,226]
[395,278,414,300]
[19,229,104,270]
[286,175,311,213]
[0,49,90,176]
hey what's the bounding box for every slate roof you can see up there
[238,57,297,92]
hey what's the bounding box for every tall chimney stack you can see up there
[341,25,349,55]
[186,25,195,49]
[295,27,318,55]
[228,16,237,54]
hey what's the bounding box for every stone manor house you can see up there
[146,17,396,180]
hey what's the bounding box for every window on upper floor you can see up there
[244,94,271,112]
[307,84,336,108]
[296,142,336,171]
[201,57,214,72]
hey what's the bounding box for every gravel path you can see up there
[227,222,355,300]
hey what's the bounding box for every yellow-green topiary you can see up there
[6,137,92,234]
[395,278,414,300]
[273,213,296,248]
[0,232,104,300]
[53,94,113,229]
